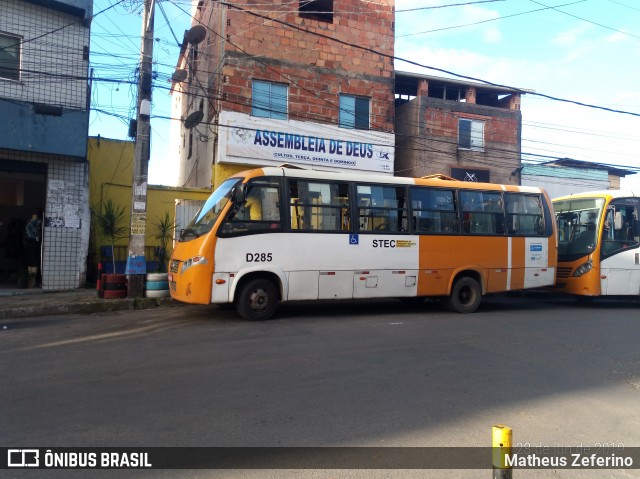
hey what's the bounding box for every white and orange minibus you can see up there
[553,190,640,297]
[169,166,557,320]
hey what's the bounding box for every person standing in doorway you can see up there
[25,210,42,288]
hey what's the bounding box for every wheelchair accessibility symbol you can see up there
[349,234,359,245]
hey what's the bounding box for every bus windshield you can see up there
[180,178,241,241]
[554,197,605,260]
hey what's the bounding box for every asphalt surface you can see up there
[1,294,639,479]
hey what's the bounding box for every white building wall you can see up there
[42,158,91,290]
[522,174,609,200]
[0,0,89,109]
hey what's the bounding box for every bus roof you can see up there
[235,166,544,194]
[553,190,638,202]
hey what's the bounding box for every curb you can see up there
[0,296,179,320]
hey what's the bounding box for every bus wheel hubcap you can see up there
[249,289,269,311]
[460,287,473,304]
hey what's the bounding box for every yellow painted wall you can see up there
[213,162,252,189]
[87,137,211,276]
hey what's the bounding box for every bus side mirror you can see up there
[232,184,247,205]
[614,211,623,230]
[228,184,248,219]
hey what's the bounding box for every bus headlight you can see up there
[572,259,593,277]
[181,255,208,274]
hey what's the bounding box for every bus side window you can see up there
[411,187,457,234]
[460,190,503,235]
[219,178,282,236]
[356,184,408,233]
[601,200,640,258]
[289,180,350,232]
[241,191,263,221]
[505,193,543,236]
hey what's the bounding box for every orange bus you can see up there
[169,166,557,320]
[553,190,640,296]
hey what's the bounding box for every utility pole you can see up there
[126,0,155,297]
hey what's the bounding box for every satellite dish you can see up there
[185,25,207,45]
[171,69,187,83]
[184,110,204,129]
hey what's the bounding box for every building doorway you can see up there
[0,160,47,289]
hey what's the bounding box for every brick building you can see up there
[394,72,524,184]
[172,0,396,189]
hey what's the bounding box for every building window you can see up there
[340,95,370,130]
[252,80,288,120]
[458,118,484,151]
[299,0,334,23]
[0,33,21,81]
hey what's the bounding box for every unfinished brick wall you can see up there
[395,97,522,184]
[194,0,395,132]
[426,108,520,145]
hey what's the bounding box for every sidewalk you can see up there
[0,287,178,320]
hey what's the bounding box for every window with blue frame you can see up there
[252,80,288,119]
[339,94,370,130]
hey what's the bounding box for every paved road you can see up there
[2,295,639,478]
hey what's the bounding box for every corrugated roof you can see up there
[521,164,608,181]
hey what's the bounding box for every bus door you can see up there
[600,199,640,295]
[287,179,353,300]
[352,184,417,299]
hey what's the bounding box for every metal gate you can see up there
[174,199,205,246]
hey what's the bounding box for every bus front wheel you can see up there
[444,277,481,313]
[236,278,279,321]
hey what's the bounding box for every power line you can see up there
[218,1,640,119]
[396,0,587,38]
[396,0,507,13]
[84,1,640,179]
[529,0,640,40]
[607,0,640,13]
[0,0,128,53]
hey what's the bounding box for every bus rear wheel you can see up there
[236,278,278,321]
[444,277,481,313]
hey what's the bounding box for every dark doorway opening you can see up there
[0,160,47,290]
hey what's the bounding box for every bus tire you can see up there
[444,277,481,313]
[236,278,278,321]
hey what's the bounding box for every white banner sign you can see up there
[218,111,395,174]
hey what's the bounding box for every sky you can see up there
[89,0,192,185]
[89,0,640,190]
